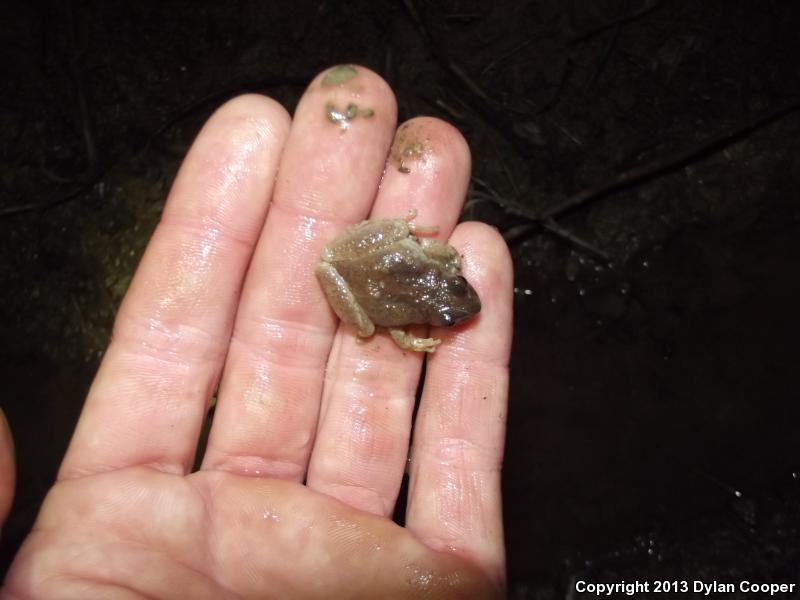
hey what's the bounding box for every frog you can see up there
[315,212,481,352]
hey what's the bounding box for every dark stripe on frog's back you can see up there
[332,245,441,327]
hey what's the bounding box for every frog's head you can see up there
[430,275,481,327]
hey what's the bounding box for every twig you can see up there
[0,165,113,218]
[2,75,305,219]
[480,38,535,76]
[542,99,800,221]
[543,219,610,261]
[501,220,610,262]
[495,99,800,224]
[535,59,573,115]
[486,100,800,259]
[567,0,662,46]
[584,23,621,92]
[42,0,98,184]
[139,75,306,156]
[401,0,537,155]
[470,179,611,261]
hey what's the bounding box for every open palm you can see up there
[3,66,512,599]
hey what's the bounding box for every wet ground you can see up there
[2,1,800,596]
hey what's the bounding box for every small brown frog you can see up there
[316,212,481,352]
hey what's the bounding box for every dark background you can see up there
[2,1,800,597]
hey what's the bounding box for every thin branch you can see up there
[584,23,621,92]
[1,75,304,219]
[42,1,98,184]
[568,0,662,46]
[543,219,610,261]
[542,99,800,221]
[470,180,611,261]
[401,0,537,155]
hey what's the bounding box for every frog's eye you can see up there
[438,311,455,327]
[450,276,468,294]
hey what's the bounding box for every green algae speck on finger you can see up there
[322,64,358,86]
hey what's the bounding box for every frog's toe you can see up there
[389,328,441,353]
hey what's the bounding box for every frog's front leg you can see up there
[419,238,462,274]
[389,328,441,353]
[315,262,375,337]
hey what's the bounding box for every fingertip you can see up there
[302,64,398,131]
[444,221,514,363]
[196,93,293,170]
[166,92,292,232]
[374,117,472,232]
[312,64,395,102]
[213,93,292,132]
[275,65,398,221]
[450,220,513,277]
[389,116,471,180]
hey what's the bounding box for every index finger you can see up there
[59,95,292,478]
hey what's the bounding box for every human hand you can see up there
[3,66,512,599]
[0,410,13,531]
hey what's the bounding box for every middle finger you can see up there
[202,66,397,479]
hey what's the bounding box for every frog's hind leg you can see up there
[389,328,441,353]
[315,263,375,338]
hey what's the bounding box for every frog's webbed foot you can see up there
[315,262,375,337]
[389,328,441,353]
